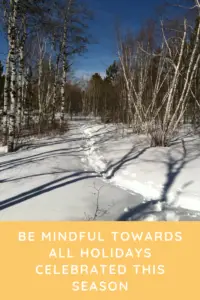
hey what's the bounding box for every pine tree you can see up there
[105,60,119,83]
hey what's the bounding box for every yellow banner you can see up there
[0,222,199,299]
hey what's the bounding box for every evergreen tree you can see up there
[105,60,119,83]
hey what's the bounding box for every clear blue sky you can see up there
[74,0,164,78]
[74,0,162,78]
[0,0,162,77]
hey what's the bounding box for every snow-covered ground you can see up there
[0,119,200,221]
[82,121,200,213]
[0,121,143,221]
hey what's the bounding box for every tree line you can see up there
[0,0,91,151]
[0,0,200,152]
[82,1,200,146]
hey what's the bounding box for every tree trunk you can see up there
[52,55,60,124]
[38,55,43,131]
[16,46,24,133]
[8,0,19,152]
[60,0,73,128]
[16,15,26,134]
[60,59,67,128]
[2,53,11,146]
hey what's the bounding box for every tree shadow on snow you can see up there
[1,132,199,219]
[116,140,199,221]
[101,146,149,180]
[0,146,87,174]
[0,171,100,210]
[15,136,84,151]
[0,144,149,211]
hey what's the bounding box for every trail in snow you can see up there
[0,121,144,221]
[81,122,160,198]
[81,122,160,197]
[81,120,200,220]
[0,119,199,221]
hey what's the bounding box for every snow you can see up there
[82,121,200,214]
[0,119,200,221]
[0,146,8,153]
[0,121,142,221]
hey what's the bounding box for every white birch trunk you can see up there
[60,0,73,128]
[16,15,26,133]
[8,0,19,152]
[37,37,46,131]
[2,52,11,146]
[45,49,53,117]
[16,47,23,132]
[52,54,60,124]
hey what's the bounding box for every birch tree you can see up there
[7,0,20,152]
[117,1,200,146]
[0,0,90,147]
[16,13,27,133]
[2,53,11,146]
[60,0,73,129]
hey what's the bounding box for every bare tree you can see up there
[7,0,20,152]
[116,2,200,146]
[2,52,11,146]
[16,13,27,132]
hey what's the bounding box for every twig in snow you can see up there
[84,183,112,220]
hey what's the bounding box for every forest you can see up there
[0,0,200,152]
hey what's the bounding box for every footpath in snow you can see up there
[0,121,144,221]
[0,119,200,221]
[81,120,200,215]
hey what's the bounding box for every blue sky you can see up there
[0,0,161,77]
[74,0,161,78]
